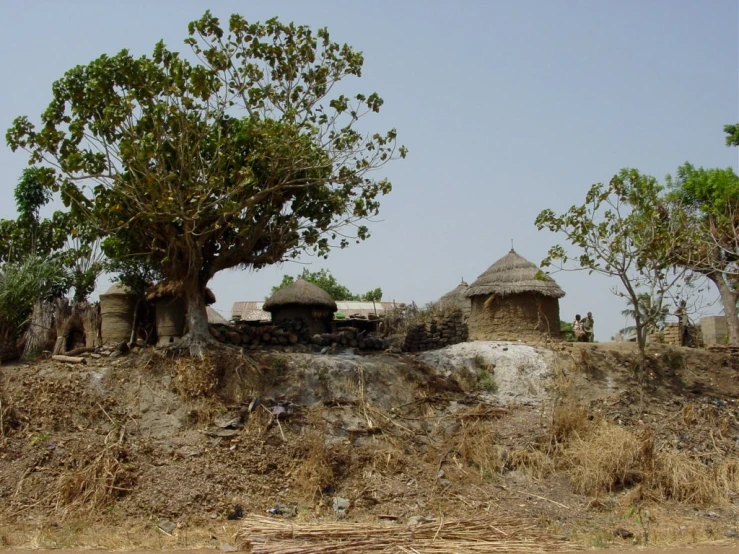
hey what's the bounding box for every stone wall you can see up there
[402,310,468,352]
[210,318,385,351]
[467,293,560,341]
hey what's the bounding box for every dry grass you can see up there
[56,428,135,511]
[563,420,739,506]
[650,451,722,504]
[236,513,580,553]
[171,351,223,398]
[565,422,654,495]
[456,418,503,481]
[550,401,589,445]
[506,447,555,480]
[290,410,338,500]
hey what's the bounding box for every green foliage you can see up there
[0,169,103,302]
[535,168,687,357]
[271,268,382,301]
[560,320,576,342]
[724,123,739,147]
[664,160,739,345]
[0,256,68,341]
[6,11,405,341]
[477,370,498,393]
[619,293,669,339]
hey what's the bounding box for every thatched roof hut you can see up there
[145,281,216,305]
[466,249,564,341]
[264,279,337,335]
[264,279,337,313]
[438,280,471,316]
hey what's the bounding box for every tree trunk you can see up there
[709,274,739,346]
[181,281,215,357]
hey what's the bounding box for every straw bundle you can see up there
[236,514,577,553]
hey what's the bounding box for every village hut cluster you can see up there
[98,249,566,352]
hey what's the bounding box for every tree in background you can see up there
[271,268,382,302]
[535,168,689,359]
[0,168,103,303]
[665,159,739,345]
[618,293,669,341]
[7,11,405,354]
[724,123,739,147]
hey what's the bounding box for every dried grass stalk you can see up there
[236,514,579,553]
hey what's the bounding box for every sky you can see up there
[1,0,737,341]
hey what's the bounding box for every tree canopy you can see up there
[535,168,689,357]
[665,162,739,345]
[271,268,382,302]
[7,11,405,350]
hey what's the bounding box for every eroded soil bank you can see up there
[1,341,737,550]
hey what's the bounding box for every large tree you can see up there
[665,162,739,345]
[535,169,689,358]
[7,12,405,352]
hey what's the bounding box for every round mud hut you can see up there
[465,249,565,341]
[437,279,471,317]
[100,283,138,344]
[263,279,337,335]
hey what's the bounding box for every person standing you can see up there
[582,312,595,342]
[573,314,586,342]
[675,300,690,347]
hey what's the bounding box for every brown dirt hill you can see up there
[0,341,737,550]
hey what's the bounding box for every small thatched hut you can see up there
[100,283,137,344]
[465,249,564,341]
[146,282,217,346]
[263,279,337,335]
[437,280,471,316]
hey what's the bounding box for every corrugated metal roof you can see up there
[232,301,271,322]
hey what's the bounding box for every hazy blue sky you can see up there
[1,0,737,341]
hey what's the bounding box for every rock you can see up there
[267,504,297,518]
[725,530,738,538]
[158,520,177,534]
[247,397,261,413]
[614,528,634,539]
[332,497,350,516]
[214,414,243,429]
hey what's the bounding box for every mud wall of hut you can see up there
[269,306,333,336]
[402,310,468,352]
[467,293,560,341]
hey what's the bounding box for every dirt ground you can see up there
[0,341,738,551]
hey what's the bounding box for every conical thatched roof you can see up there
[145,280,216,305]
[465,249,565,299]
[438,280,471,314]
[263,279,338,313]
[100,282,134,297]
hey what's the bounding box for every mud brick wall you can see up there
[649,323,703,347]
[403,311,468,352]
